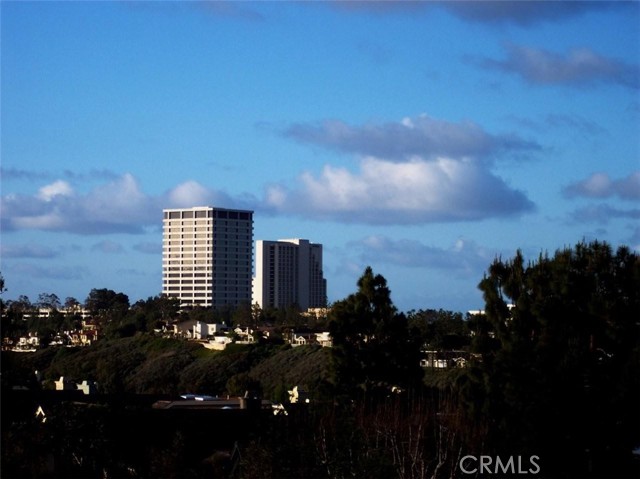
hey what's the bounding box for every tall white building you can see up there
[162,206,253,309]
[253,239,327,310]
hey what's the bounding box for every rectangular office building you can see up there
[253,239,327,311]
[162,206,253,309]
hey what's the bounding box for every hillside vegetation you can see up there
[3,335,332,400]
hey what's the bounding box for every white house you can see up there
[315,332,332,348]
[173,319,197,338]
[234,326,256,344]
[15,334,39,351]
[193,321,227,340]
[291,333,309,347]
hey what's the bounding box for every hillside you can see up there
[1,334,332,401]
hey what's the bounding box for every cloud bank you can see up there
[265,156,534,224]
[284,115,540,162]
[479,44,640,89]
[273,114,536,224]
[563,172,640,229]
[563,172,640,201]
[3,114,539,231]
[1,173,240,235]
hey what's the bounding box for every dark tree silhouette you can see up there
[468,241,640,477]
[329,266,422,394]
[85,288,130,323]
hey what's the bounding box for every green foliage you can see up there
[230,301,254,327]
[180,305,216,325]
[85,288,130,324]
[329,266,423,393]
[178,342,278,395]
[40,335,202,394]
[469,240,640,476]
[99,295,182,339]
[3,295,35,333]
[407,308,470,350]
[127,350,195,395]
[179,350,251,394]
[248,345,332,400]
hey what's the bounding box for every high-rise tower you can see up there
[253,238,327,310]
[162,206,253,309]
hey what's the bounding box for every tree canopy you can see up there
[329,266,422,394]
[85,288,130,322]
[467,240,640,476]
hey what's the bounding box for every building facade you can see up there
[162,206,253,309]
[253,239,327,310]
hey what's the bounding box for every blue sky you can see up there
[2,1,639,313]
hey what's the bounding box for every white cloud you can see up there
[266,156,534,224]
[1,174,239,235]
[84,174,154,225]
[564,171,640,201]
[570,172,612,198]
[2,147,536,233]
[273,113,538,224]
[167,180,215,208]
[37,180,74,202]
[13,212,67,231]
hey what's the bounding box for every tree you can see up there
[157,294,180,322]
[85,288,129,322]
[407,309,469,350]
[0,272,6,312]
[64,296,81,310]
[129,295,180,332]
[232,301,253,327]
[0,273,9,333]
[328,267,422,394]
[37,292,61,310]
[5,295,34,322]
[467,241,640,477]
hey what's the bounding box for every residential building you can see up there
[162,206,254,309]
[253,239,327,310]
[193,321,227,340]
